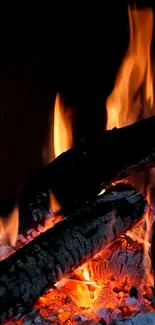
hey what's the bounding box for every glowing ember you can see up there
[0,214,62,261]
[6,235,154,325]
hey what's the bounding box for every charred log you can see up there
[109,312,155,324]
[19,190,49,235]
[21,115,155,215]
[74,235,145,290]
[0,184,147,322]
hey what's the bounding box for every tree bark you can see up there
[0,184,147,323]
[21,115,155,215]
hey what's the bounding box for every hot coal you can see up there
[109,312,155,324]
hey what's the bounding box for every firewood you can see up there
[22,115,155,214]
[74,235,145,290]
[0,183,147,323]
[109,312,155,324]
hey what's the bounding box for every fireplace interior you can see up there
[1,3,155,325]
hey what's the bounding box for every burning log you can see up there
[19,190,50,234]
[32,115,155,213]
[75,235,146,290]
[17,115,155,230]
[109,312,155,324]
[0,184,147,322]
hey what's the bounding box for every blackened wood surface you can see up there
[19,190,50,235]
[0,184,147,323]
[29,115,155,214]
[18,115,155,235]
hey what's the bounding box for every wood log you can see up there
[74,235,145,290]
[21,115,155,215]
[109,312,155,324]
[0,183,147,323]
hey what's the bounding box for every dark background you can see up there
[0,3,154,214]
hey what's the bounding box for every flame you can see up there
[0,93,74,248]
[106,6,154,277]
[54,93,73,158]
[143,209,151,275]
[83,266,91,281]
[106,6,154,129]
[48,93,74,213]
[48,189,62,215]
[0,206,19,246]
[3,7,155,325]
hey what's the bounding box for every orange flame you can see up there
[106,6,154,129]
[0,206,19,247]
[48,93,74,214]
[106,6,154,276]
[48,189,62,215]
[54,94,73,158]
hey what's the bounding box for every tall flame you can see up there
[48,94,74,215]
[106,6,154,276]
[54,94,73,158]
[106,6,154,129]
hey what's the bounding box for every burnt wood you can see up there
[109,312,155,324]
[19,190,50,235]
[20,115,155,216]
[0,184,147,323]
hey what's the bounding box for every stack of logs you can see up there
[1,115,155,323]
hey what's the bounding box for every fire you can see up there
[49,93,74,214]
[106,6,154,129]
[83,267,91,281]
[49,189,62,215]
[0,206,19,247]
[0,93,73,248]
[54,93,73,158]
[3,6,155,325]
[106,6,154,277]
[19,235,153,325]
[143,209,152,275]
